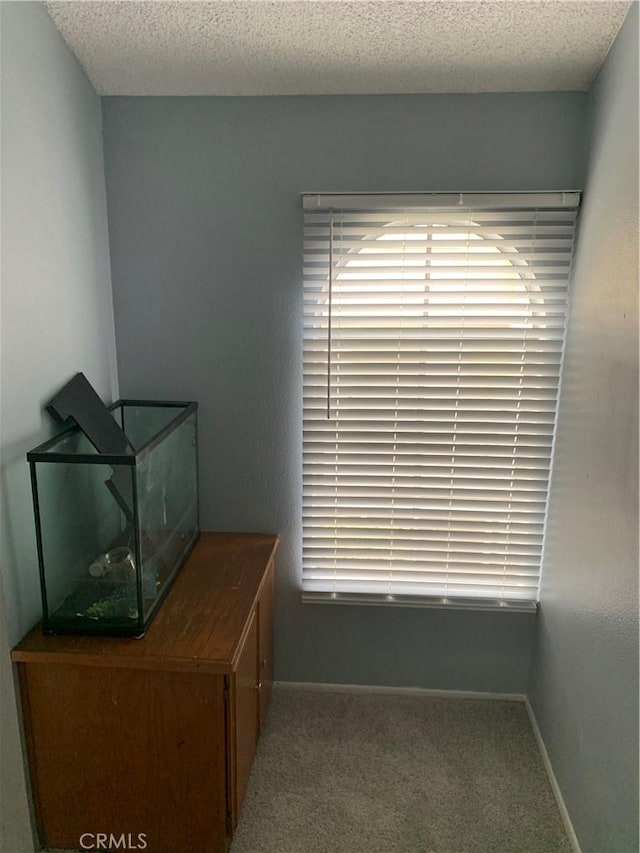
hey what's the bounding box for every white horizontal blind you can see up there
[302,194,579,609]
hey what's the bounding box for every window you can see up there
[302,192,580,610]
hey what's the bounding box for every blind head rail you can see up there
[303,192,581,211]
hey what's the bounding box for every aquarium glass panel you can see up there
[46,429,101,456]
[122,405,180,451]
[135,411,198,621]
[34,459,139,631]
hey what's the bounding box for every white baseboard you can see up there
[274,680,526,702]
[525,698,582,853]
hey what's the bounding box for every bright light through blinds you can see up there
[302,193,580,611]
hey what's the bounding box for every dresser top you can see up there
[12,532,279,674]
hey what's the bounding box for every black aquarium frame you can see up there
[27,400,200,637]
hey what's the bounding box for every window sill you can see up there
[301,591,537,613]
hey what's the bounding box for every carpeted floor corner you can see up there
[230,687,572,853]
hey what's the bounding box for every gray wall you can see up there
[103,91,586,693]
[528,6,639,852]
[0,3,118,849]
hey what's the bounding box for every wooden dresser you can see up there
[11,531,279,853]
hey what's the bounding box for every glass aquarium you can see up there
[28,400,199,637]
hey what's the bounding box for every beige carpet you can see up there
[230,687,572,853]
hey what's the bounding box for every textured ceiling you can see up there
[46,0,632,96]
